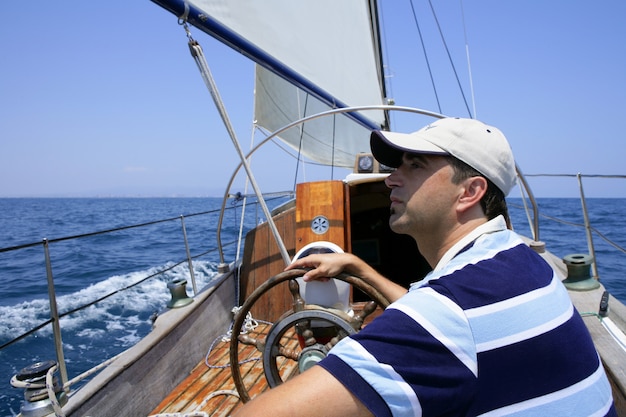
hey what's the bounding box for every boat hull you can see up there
[64,269,237,417]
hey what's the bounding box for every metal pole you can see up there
[43,239,68,388]
[577,173,599,280]
[188,40,291,266]
[180,215,198,294]
[515,164,540,241]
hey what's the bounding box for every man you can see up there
[233,118,615,416]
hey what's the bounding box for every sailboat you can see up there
[4,1,626,416]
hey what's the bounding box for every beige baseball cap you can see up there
[370,117,517,195]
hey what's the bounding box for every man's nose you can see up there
[384,170,399,188]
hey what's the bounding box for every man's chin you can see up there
[388,216,402,233]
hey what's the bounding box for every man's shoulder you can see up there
[424,232,555,309]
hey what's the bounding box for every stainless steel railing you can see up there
[0,204,238,389]
[515,173,626,281]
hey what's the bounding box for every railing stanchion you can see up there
[180,215,198,294]
[43,238,69,389]
[577,173,599,280]
[515,164,540,241]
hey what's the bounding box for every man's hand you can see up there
[286,253,357,282]
[286,253,408,303]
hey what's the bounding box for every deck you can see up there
[149,324,302,416]
[150,301,382,417]
[149,254,626,417]
[151,324,297,417]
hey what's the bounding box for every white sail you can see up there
[254,65,378,167]
[152,0,387,165]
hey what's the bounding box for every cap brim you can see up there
[370,130,448,168]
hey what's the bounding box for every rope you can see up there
[9,308,258,417]
[172,20,335,387]
[10,364,65,417]
[186,30,292,266]
[9,313,252,417]
[46,366,65,416]
[149,305,260,416]
[204,306,273,369]
[10,353,124,417]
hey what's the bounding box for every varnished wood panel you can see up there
[239,207,296,321]
[295,180,348,252]
[239,181,351,322]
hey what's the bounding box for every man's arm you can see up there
[286,253,408,303]
[231,365,373,417]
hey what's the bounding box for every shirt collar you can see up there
[433,215,508,272]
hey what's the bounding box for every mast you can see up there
[368,0,391,131]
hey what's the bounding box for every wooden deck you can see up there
[150,301,382,417]
[149,323,300,417]
[150,285,626,416]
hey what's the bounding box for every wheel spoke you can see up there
[238,334,265,353]
[289,279,305,312]
[274,343,300,361]
[229,269,390,402]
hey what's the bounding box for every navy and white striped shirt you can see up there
[320,216,615,416]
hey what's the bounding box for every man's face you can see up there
[384,153,460,238]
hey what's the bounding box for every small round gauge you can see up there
[311,215,330,235]
[358,155,374,172]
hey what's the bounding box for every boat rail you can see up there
[0,196,285,393]
[3,173,625,410]
[514,172,626,281]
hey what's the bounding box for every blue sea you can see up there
[1,197,625,415]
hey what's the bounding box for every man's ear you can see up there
[457,176,487,212]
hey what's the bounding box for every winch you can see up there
[11,360,67,417]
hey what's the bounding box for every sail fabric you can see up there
[254,65,379,167]
[152,0,388,165]
[183,0,384,109]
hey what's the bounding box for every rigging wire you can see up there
[406,0,473,117]
[377,2,394,105]
[331,113,337,180]
[459,0,478,118]
[409,0,442,114]
[293,94,310,192]
[426,0,473,118]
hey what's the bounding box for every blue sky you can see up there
[1,1,625,198]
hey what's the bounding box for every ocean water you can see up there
[0,197,268,416]
[0,197,625,415]
[507,198,626,303]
